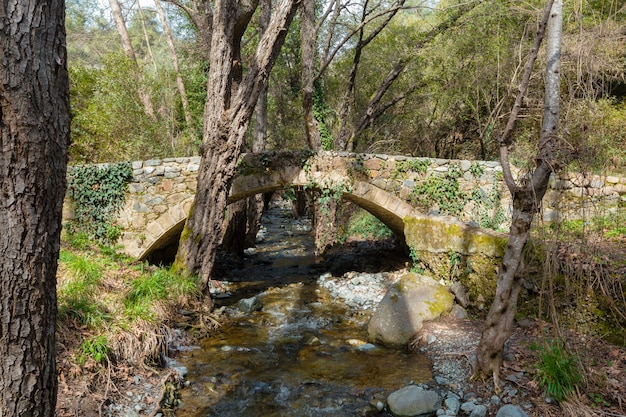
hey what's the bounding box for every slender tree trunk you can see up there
[475,0,561,390]
[0,0,70,414]
[175,0,299,287]
[138,4,159,75]
[109,0,156,118]
[350,59,410,150]
[301,0,322,150]
[155,0,193,129]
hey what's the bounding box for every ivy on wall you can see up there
[67,162,133,243]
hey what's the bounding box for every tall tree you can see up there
[300,0,321,149]
[109,0,156,118]
[175,0,300,287]
[474,0,562,390]
[155,0,193,128]
[336,0,406,151]
[0,0,71,415]
[247,0,273,248]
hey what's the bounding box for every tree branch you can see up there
[498,0,555,193]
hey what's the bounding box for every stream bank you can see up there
[56,199,626,417]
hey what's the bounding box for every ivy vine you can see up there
[313,82,334,151]
[410,163,467,216]
[67,162,133,243]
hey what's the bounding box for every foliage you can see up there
[563,99,626,174]
[58,232,206,370]
[471,186,506,230]
[469,162,484,178]
[124,267,200,321]
[69,53,171,162]
[58,251,110,328]
[67,162,133,243]
[533,339,582,402]
[343,210,393,240]
[393,159,429,178]
[409,246,425,274]
[410,164,467,216]
[313,82,335,151]
[77,335,111,366]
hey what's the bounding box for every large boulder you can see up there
[387,385,441,417]
[368,273,454,346]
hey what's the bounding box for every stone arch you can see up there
[135,171,417,262]
[343,181,416,238]
[135,201,192,262]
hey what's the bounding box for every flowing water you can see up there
[174,201,432,417]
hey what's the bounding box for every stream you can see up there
[173,200,432,417]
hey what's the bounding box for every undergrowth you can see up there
[532,339,582,402]
[57,232,206,368]
[342,209,393,240]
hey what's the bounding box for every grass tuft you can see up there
[533,339,582,402]
[77,335,111,366]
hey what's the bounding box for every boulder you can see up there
[368,273,454,346]
[238,296,262,313]
[387,385,441,417]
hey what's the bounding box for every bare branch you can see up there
[498,0,555,193]
[315,3,417,82]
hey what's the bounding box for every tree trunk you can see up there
[0,0,71,414]
[301,0,322,150]
[246,0,272,248]
[474,0,561,390]
[221,199,250,256]
[155,0,193,129]
[175,0,299,287]
[350,59,410,150]
[217,0,261,255]
[109,0,156,118]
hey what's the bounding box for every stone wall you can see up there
[352,152,626,228]
[64,151,625,264]
[116,157,200,259]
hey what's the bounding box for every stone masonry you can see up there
[65,151,626,266]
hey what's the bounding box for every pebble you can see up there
[469,404,487,417]
[444,396,461,414]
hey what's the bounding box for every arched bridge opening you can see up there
[139,178,415,265]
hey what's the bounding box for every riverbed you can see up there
[172,200,432,416]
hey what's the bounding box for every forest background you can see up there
[47,0,626,414]
[68,0,626,175]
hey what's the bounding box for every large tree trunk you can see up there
[217,0,260,255]
[246,0,273,249]
[0,0,70,415]
[475,0,561,390]
[175,0,299,287]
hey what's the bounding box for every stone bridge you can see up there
[65,150,625,291]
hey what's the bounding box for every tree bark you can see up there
[247,0,273,248]
[0,0,71,415]
[217,0,262,255]
[474,0,561,390]
[175,0,299,287]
